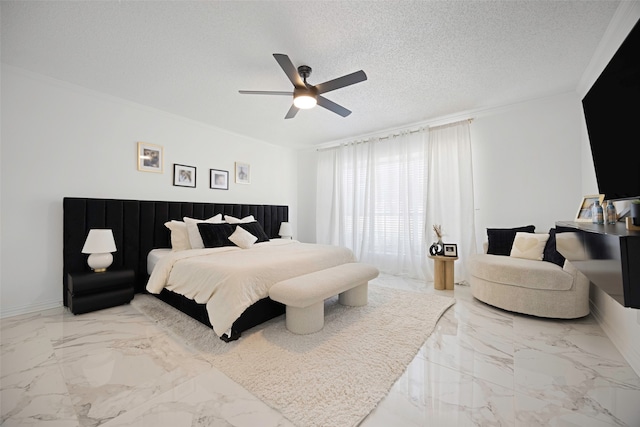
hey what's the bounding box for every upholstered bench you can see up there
[269,263,379,334]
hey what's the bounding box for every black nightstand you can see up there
[67,270,135,314]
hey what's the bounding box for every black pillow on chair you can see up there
[487,225,536,255]
[542,228,566,267]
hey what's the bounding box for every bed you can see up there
[63,197,299,340]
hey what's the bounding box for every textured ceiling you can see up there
[1,1,619,149]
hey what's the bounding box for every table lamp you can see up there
[279,222,293,239]
[82,229,117,272]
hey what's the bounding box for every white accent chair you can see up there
[469,252,590,319]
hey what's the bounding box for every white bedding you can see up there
[146,240,356,336]
[147,248,172,274]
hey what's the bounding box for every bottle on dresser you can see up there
[606,201,617,225]
[592,200,604,225]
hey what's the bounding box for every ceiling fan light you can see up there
[293,94,317,109]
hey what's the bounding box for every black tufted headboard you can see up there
[63,197,288,306]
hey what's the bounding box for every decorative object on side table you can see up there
[429,224,444,256]
[443,243,458,257]
[82,229,116,272]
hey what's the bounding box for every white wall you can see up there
[471,93,583,246]
[0,66,298,317]
[295,148,317,243]
[576,2,640,376]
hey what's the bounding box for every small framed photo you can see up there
[443,243,458,257]
[210,169,229,190]
[235,162,250,184]
[575,194,604,222]
[137,142,163,173]
[173,164,196,188]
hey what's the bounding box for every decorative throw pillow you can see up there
[184,214,225,249]
[487,225,535,255]
[228,226,258,249]
[542,228,566,267]
[224,214,255,224]
[510,232,549,260]
[164,220,190,251]
[198,223,236,248]
[238,221,270,243]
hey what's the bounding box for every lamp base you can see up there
[87,253,113,272]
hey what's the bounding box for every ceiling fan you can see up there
[239,53,367,119]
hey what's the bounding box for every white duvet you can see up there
[146,240,356,336]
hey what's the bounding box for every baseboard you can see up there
[0,299,64,319]
[590,298,640,377]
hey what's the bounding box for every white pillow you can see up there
[164,220,190,251]
[183,214,224,249]
[510,232,549,260]
[228,225,258,249]
[224,214,255,224]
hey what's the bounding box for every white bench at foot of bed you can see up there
[269,263,380,334]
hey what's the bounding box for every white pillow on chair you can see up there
[510,232,549,261]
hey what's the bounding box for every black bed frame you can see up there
[63,197,288,340]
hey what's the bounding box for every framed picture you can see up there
[137,142,163,173]
[173,164,196,188]
[210,169,229,190]
[235,162,250,184]
[575,194,604,222]
[443,243,458,257]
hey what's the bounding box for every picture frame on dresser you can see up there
[173,164,196,188]
[575,194,604,222]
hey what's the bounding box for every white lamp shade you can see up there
[279,222,293,238]
[82,229,116,272]
[82,229,117,254]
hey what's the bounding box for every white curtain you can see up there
[316,120,476,282]
[426,121,476,282]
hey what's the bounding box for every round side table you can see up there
[428,255,458,290]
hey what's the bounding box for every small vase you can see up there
[429,239,444,256]
[631,202,640,226]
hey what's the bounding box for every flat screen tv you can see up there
[582,17,640,201]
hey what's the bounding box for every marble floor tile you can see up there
[100,370,294,427]
[1,274,639,427]
[362,356,515,427]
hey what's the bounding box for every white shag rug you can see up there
[132,285,454,427]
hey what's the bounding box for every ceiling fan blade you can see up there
[317,96,352,117]
[273,53,305,88]
[315,70,367,94]
[285,104,299,119]
[238,90,293,96]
